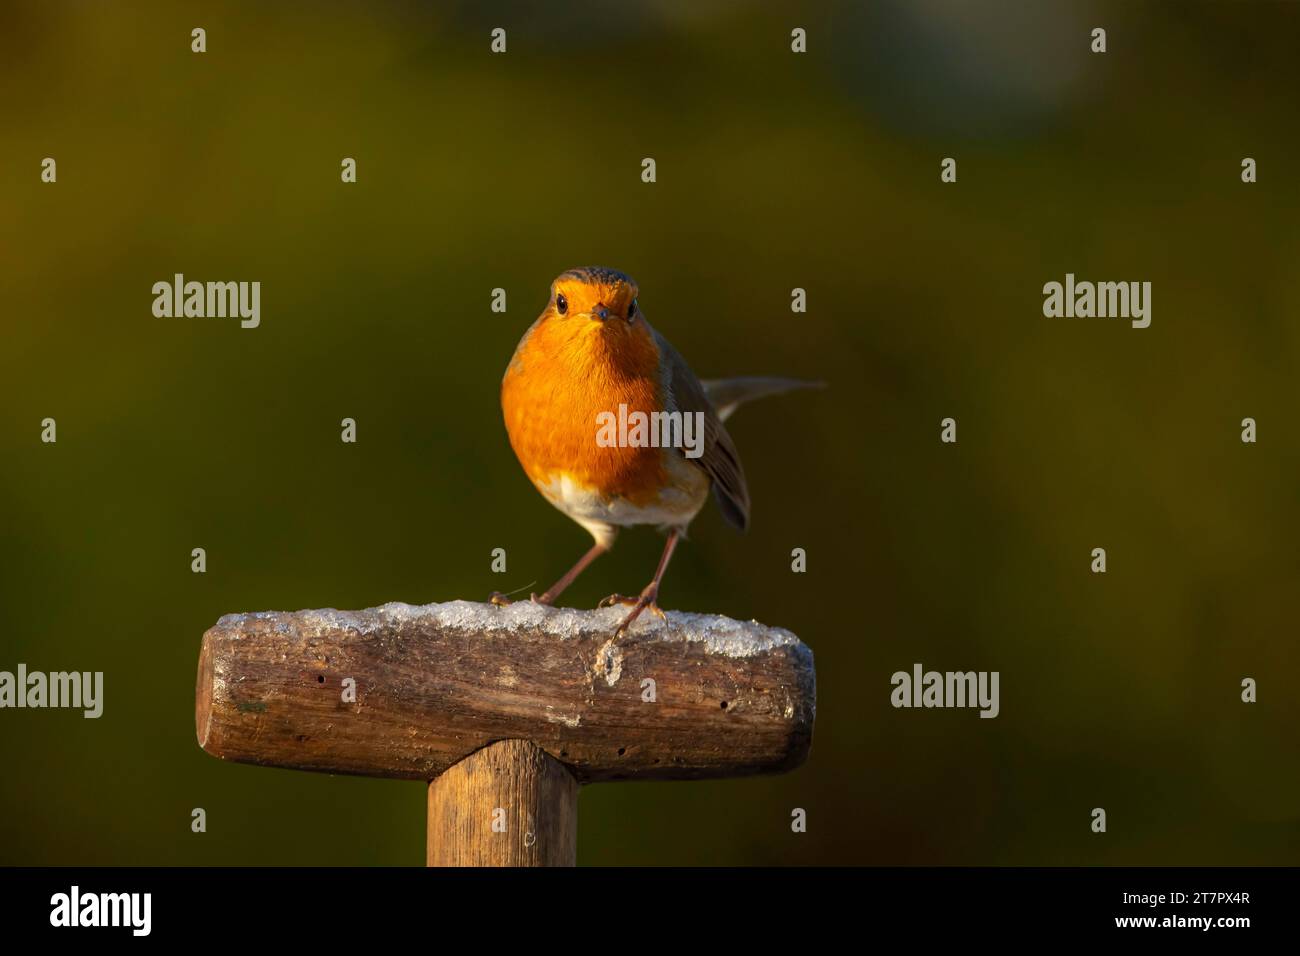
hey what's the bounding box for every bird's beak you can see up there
[589,305,610,322]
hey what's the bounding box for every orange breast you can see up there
[502,316,668,506]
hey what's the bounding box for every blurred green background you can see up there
[2,0,1297,866]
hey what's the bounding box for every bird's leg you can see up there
[492,541,607,606]
[611,530,680,638]
[530,540,609,606]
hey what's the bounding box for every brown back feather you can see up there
[650,326,750,531]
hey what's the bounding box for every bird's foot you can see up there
[489,590,552,607]
[607,585,666,639]
[486,582,551,606]
[600,592,665,618]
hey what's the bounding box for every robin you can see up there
[495,266,816,637]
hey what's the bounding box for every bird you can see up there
[494,266,817,637]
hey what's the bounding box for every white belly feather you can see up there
[534,453,710,547]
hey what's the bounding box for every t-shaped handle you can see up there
[195,600,816,864]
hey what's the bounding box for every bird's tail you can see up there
[701,377,824,422]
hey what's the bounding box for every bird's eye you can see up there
[627,299,637,320]
[556,293,568,315]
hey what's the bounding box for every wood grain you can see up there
[426,739,577,866]
[195,600,815,783]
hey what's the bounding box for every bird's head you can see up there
[523,267,659,379]
[546,266,642,331]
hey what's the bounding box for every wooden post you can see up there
[195,600,815,866]
[426,739,577,866]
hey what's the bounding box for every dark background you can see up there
[1,0,1297,865]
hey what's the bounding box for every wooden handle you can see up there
[196,600,815,783]
[427,740,578,867]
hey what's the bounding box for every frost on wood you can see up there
[217,599,803,659]
[198,599,815,784]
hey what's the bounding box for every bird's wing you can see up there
[651,327,750,531]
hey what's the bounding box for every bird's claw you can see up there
[491,591,552,607]
[610,588,665,639]
[614,605,662,639]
